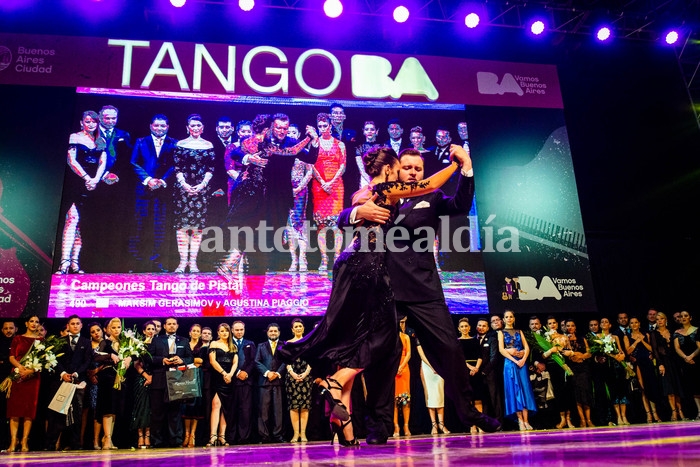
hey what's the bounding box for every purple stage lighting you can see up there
[324,0,343,18]
[393,6,409,23]
[665,30,679,45]
[464,13,480,28]
[530,20,545,35]
[239,0,254,11]
[170,0,186,7]
[596,27,611,41]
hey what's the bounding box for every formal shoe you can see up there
[617,417,624,426]
[470,425,478,435]
[621,417,631,425]
[431,422,439,435]
[182,433,190,447]
[524,423,534,431]
[438,422,451,434]
[403,424,411,436]
[138,435,145,449]
[365,432,388,445]
[671,409,679,422]
[652,411,662,423]
[205,435,218,447]
[566,417,575,429]
[189,265,200,273]
[472,413,502,433]
[144,435,151,448]
[289,260,298,272]
[187,436,195,448]
[318,255,328,272]
[586,420,595,428]
[330,417,360,447]
[299,432,308,442]
[6,439,17,453]
[217,436,229,447]
[174,263,187,273]
[317,377,350,421]
[290,432,300,443]
[556,417,567,429]
[518,420,526,431]
[646,411,653,424]
[70,261,84,273]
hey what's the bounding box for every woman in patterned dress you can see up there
[173,113,215,273]
[285,319,313,442]
[311,113,346,272]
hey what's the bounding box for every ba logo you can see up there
[0,46,12,72]
[515,276,562,300]
[351,55,439,101]
[476,72,523,96]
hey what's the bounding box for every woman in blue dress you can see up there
[498,310,537,430]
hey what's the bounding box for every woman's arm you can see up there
[399,334,411,371]
[497,331,517,363]
[381,161,458,203]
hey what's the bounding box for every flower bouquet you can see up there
[0,334,66,398]
[527,327,573,376]
[113,324,150,390]
[395,392,411,407]
[587,332,635,378]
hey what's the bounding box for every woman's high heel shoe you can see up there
[566,417,575,429]
[70,261,84,273]
[671,409,679,421]
[403,424,412,436]
[652,411,662,423]
[56,259,70,275]
[101,436,117,450]
[182,433,190,447]
[205,434,218,448]
[430,422,438,435]
[318,377,350,421]
[217,435,229,447]
[438,422,450,434]
[330,418,360,447]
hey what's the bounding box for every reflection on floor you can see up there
[2,421,699,466]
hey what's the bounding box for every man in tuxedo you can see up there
[45,315,92,451]
[149,317,194,448]
[339,146,500,444]
[384,118,408,155]
[457,121,469,149]
[482,315,505,424]
[228,320,256,444]
[646,308,658,332]
[94,105,133,272]
[254,323,286,443]
[613,312,630,340]
[129,114,177,272]
[223,113,318,276]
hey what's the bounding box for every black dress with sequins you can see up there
[278,182,399,370]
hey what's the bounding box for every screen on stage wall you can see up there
[45,91,488,317]
[0,33,597,319]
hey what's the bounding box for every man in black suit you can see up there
[613,312,630,340]
[228,320,256,444]
[93,105,133,272]
[339,146,500,443]
[149,317,194,448]
[254,323,286,443]
[129,114,177,272]
[45,315,93,451]
[384,118,409,155]
[482,314,505,424]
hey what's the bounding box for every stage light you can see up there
[393,6,409,23]
[530,20,545,35]
[170,0,186,7]
[239,0,254,12]
[464,13,480,29]
[665,30,679,45]
[596,27,611,41]
[324,0,343,18]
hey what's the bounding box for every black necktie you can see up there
[71,335,78,350]
[237,339,242,349]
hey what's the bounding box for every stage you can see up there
[2,421,699,466]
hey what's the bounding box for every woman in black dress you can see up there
[651,312,685,420]
[285,318,313,443]
[181,323,205,447]
[131,320,156,448]
[173,114,215,273]
[55,110,106,274]
[624,317,662,423]
[207,323,238,447]
[458,317,484,434]
[673,310,700,419]
[279,145,461,446]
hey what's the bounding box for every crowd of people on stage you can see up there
[54,102,473,276]
[1,307,698,452]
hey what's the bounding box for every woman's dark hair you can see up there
[186,113,202,125]
[317,113,330,124]
[291,318,304,327]
[362,145,398,178]
[252,114,271,133]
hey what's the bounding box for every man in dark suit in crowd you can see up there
[129,114,177,272]
[482,314,505,424]
[228,320,256,444]
[255,323,286,443]
[339,146,500,444]
[149,317,194,448]
[92,104,133,272]
[45,315,92,451]
[613,312,630,340]
[0,320,16,450]
[384,118,409,155]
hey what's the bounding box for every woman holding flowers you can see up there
[592,317,630,426]
[94,317,131,449]
[5,314,43,452]
[624,317,662,423]
[542,316,576,429]
[131,320,157,449]
[673,310,700,420]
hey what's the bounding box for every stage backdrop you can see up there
[0,33,596,318]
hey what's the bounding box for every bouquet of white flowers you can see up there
[0,335,66,398]
[587,332,635,378]
[113,325,150,390]
[526,327,573,376]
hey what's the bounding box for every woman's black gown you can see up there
[279,182,399,370]
[209,347,237,420]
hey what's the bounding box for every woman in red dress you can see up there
[311,113,346,272]
[6,314,42,452]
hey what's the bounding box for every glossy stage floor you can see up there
[2,421,699,466]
